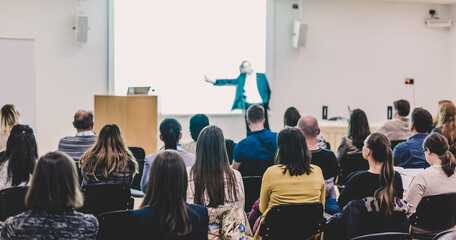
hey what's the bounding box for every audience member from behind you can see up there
[337,109,371,162]
[393,108,433,168]
[253,128,325,239]
[0,124,37,190]
[406,133,456,217]
[232,105,277,176]
[432,101,456,156]
[338,133,403,209]
[182,114,209,154]
[0,104,20,152]
[58,110,97,162]
[187,126,245,209]
[284,107,328,149]
[298,116,339,211]
[433,100,453,128]
[375,99,412,142]
[80,124,138,186]
[141,118,195,192]
[1,152,98,239]
[182,114,237,164]
[129,150,208,240]
[283,107,301,127]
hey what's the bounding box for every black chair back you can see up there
[79,184,133,216]
[242,176,262,213]
[128,147,145,159]
[391,140,406,151]
[128,147,146,191]
[351,232,412,240]
[338,153,368,185]
[238,158,274,177]
[97,210,134,240]
[340,199,409,239]
[259,202,325,240]
[410,193,456,231]
[0,186,28,221]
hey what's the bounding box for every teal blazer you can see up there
[214,73,271,110]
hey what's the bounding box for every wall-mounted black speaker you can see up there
[387,106,393,119]
[322,106,328,120]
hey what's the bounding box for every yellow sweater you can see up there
[254,164,325,239]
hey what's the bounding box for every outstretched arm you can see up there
[204,75,238,86]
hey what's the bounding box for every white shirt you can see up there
[75,130,96,136]
[243,73,263,104]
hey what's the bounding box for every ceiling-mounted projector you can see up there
[425,19,453,28]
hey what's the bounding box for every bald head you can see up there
[73,110,94,130]
[298,116,320,138]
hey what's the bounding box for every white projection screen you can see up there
[114,0,266,114]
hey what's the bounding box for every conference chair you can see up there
[351,232,412,240]
[96,210,134,240]
[258,202,325,240]
[238,158,274,177]
[79,184,133,216]
[338,199,409,240]
[0,186,28,221]
[128,146,145,191]
[410,193,456,240]
[433,229,456,240]
[338,153,369,185]
[242,176,262,213]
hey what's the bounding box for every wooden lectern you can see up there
[94,95,157,156]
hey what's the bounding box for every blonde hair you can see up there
[434,100,453,127]
[437,102,456,149]
[80,124,138,181]
[0,104,20,134]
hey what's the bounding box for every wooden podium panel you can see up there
[94,95,157,156]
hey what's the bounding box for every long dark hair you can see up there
[423,132,456,177]
[283,107,301,127]
[0,124,37,186]
[365,133,395,214]
[349,109,371,149]
[190,126,238,207]
[141,150,191,236]
[80,124,137,180]
[160,118,182,150]
[276,128,312,176]
[26,152,83,212]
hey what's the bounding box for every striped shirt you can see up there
[58,132,97,162]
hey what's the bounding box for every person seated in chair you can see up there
[253,128,325,239]
[79,124,138,186]
[1,152,98,239]
[338,133,403,210]
[298,116,339,213]
[0,124,37,190]
[58,110,97,162]
[232,105,277,177]
[406,133,456,235]
[141,118,195,192]
[375,99,412,143]
[393,108,433,169]
[128,150,209,240]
